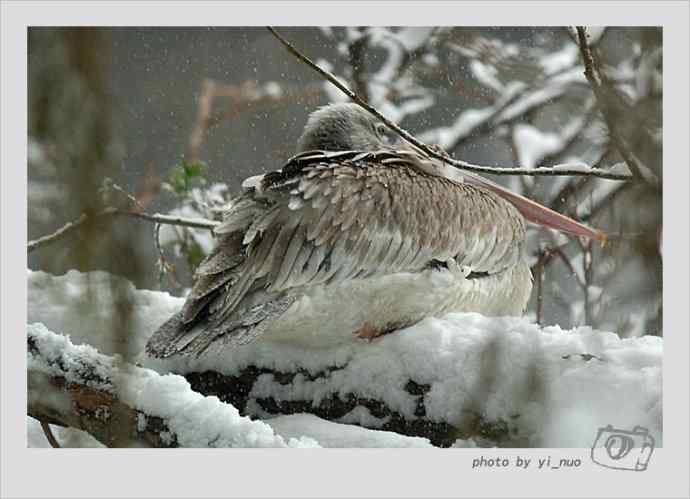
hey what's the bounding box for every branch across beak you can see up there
[398,139,606,243]
[460,169,607,244]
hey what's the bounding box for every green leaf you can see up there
[167,164,189,195]
[183,160,208,178]
[166,159,209,196]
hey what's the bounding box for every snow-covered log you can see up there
[27,270,662,448]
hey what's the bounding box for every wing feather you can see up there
[271,223,308,290]
[261,156,524,293]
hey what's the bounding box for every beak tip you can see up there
[597,230,608,248]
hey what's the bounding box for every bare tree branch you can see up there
[39,419,61,448]
[575,26,659,187]
[268,26,634,182]
[186,78,216,163]
[185,78,323,163]
[27,207,218,254]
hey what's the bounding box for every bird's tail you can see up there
[144,311,189,358]
[145,292,299,358]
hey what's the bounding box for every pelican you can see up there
[146,103,601,357]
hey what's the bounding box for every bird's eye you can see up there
[375,124,387,137]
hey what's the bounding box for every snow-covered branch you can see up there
[27,207,218,254]
[268,27,634,181]
[27,323,316,448]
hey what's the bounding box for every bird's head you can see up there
[296,102,399,153]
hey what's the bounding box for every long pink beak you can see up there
[460,169,606,243]
[395,138,606,243]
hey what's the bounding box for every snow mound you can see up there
[28,269,182,357]
[28,269,662,448]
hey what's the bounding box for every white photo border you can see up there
[2,2,687,498]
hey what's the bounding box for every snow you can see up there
[318,58,350,104]
[28,269,182,358]
[344,26,366,43]
[574,178,621,219]
[636,47,662,100]
[28,269,662,448]
[337,405,389,428]
[265,414,432,448]
[388,27,435,52]
[28,322,318,448]
[320,27,437,124]
[28,137,63,225]
[28,411,433,449]
[261,81,283,99]
[513,124,565,169]
[422,107,495,150]
[115,356,317,448]
[583,26,607,45]
[160,183,229,256]
[470,60,504,93]
[28,417,105,448]
[607,162,632,175]
[539,44,579,75]
[548,162,592,173]
[419,82,530,150]
[497,85,565,124]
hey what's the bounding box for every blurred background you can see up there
[27,26,662,337]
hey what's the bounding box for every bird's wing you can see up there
[147,150,526,357]
[209,150,526,324]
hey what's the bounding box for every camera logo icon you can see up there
[590,425,655,471]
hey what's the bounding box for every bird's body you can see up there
[257,254,531,349]
[146,104,597,358]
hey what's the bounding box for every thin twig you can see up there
[28,207,218,254]
[551,247,584,289]
[580,238,594,325]
[267,26,634,182]
[124,210,217,231]
[533,250,549,324]
[28,213,89,254]
[575,26,658,187]
[40,420,61,448]
[153,222,182,290]
[154,223,164,280]
[101,179,145,212]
